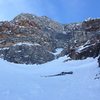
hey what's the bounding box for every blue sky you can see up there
[0,0,100,23]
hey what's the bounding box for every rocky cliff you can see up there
[0,13,100,64]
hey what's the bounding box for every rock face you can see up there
[0,13,100,64]
[2,44,54,64]
[0,13,66,64]
[67,19,100,60]
[69,42,100,60]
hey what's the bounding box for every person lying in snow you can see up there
[43,71,73,77]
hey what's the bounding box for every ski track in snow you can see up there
[0,56,100,100]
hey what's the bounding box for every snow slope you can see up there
[0,56,100,100]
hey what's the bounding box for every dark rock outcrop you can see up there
[98,56,100,67]
[94,72,100,79]
[1,44,54,64]
[66,18,100,60]
[69,42,100,60]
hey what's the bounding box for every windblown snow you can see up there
[0,55,100,100]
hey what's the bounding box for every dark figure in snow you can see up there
[98,56,100,67]
[43,71,73,77]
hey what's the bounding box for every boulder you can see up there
[2,44,55,64]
